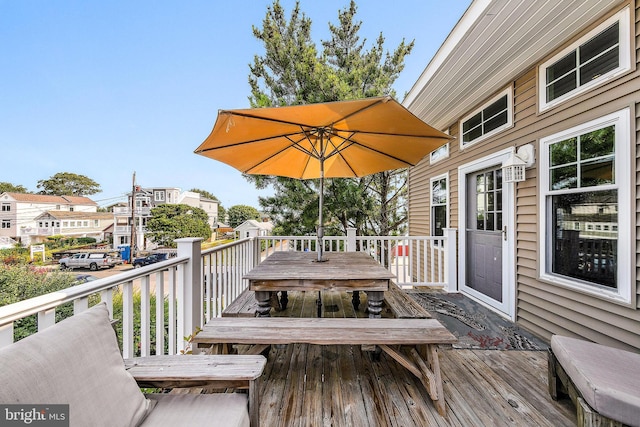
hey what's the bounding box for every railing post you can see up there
[176,238,203,353]
[252,237,260,266]
[443,228,458,292]
[346,227,357,252]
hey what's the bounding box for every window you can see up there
[94,220,99,227]
[460,88,512,148]
[474,169,502,232]
[540,109,631,303]
[430,174,449,238]
[1,203,10,212]
[430,143,449,164]
[154,191,165,202]
[1,219,10,229]
[539,7,630,111]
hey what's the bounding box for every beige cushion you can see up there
[0,303,151,427]
[551,335,640,427]
[141,394,249,427]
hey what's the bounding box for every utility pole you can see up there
[129,172,136,263]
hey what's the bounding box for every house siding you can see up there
[409,0,640,351]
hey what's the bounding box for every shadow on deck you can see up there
[208,291,577,426]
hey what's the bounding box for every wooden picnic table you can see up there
[245,251,395,318]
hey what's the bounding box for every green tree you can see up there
[145,204,212,247]
[227,205,261,228]
[37,172,101,196]
[247,0,413,237]
[0,182,28,193]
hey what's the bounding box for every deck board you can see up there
[192,291,576,426]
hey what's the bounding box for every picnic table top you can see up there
[244,251,395,282]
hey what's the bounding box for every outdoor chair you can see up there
[0,303,265,427]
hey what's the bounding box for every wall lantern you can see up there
[502,144,535,183]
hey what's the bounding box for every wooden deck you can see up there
[198,290,577,426]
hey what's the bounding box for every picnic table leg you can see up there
[279,291,288,310]
[352,291,360,311]
[365,291,384,318]
[255,291,272,317]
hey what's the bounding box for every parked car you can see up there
[132,253,168,268]
[59,253,118,271]
[73,274,99,284]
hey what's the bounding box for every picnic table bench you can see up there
[192,317,457,416]
[223,284,432,319]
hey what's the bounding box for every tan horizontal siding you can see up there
[410,0,640,350]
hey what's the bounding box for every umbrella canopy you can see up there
[195,96,451,261]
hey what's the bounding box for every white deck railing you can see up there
[0,230,456,356]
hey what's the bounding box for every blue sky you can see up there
[0,0,470,209]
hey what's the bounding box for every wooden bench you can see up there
[548,335,640,427]
[222,289,282,317]
[125,355,266,427]
[384,283,432,318]
[192,317,457,416]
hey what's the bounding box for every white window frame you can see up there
[429,173,449,239]
[539,108,632,304]
[154,191,165,202]
[459,87,513,149]
[538,6,631,112]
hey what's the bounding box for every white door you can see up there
[458,149,516,319]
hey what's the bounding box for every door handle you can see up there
[502,226,507,241]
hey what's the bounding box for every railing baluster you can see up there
[0,323,13,347]
[155,271,164,355]
[38,308,56,331]
[168,267,176,355]
[140,275,150,357]
[122,281,134,359]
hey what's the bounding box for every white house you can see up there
[0,193,98,246]
[235,219,273,239]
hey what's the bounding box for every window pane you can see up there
[580,47,618,84]
[580,22,618,64]
[463,112,482,133]
[432,205,446,236]
[476,175,485,193]
[496,213,503,230]
[464,125,483,143]
[551,165,578,190]
[495,169,502,189]
[547,73,577,102]
[484,111,508,134]
[496,191,502,210]
[550,190,617,288]
[546,51,576,83]
[550,138,577,166]
[484,95,507,120]
[486,213,495,231]
[487,192,495,211]
[581,158,614,187]
[486,172,494,191]
[580,126,614,160]
[432,179,447,204]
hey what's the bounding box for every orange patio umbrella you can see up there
[194,96,451,261]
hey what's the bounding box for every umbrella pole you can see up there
[317,158,324,262]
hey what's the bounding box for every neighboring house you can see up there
[0,193,98,246]
[112,187,218,250]
[32,211,114,244]
[235,219,273,239]
[404,0,639,351]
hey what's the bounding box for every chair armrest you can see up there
[124,354,266,389]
